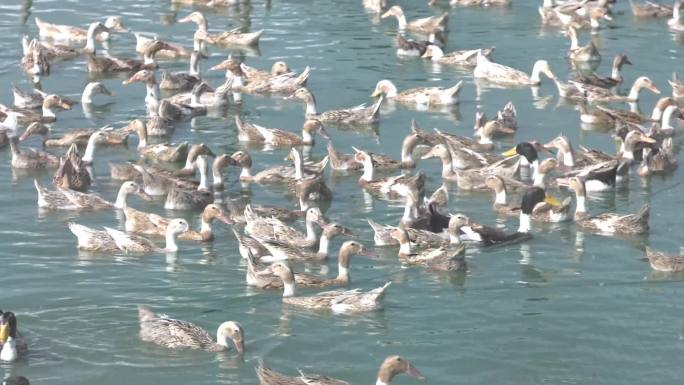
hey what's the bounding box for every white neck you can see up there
[282,281,296,297]
[212,167,223,186]
[395,14,408,29]
[200,218,211,233]
[337,264,349,280]
[216,333,230,348]
[293,153,303,180]
[382,83,398,98]
[399,240,411,254]
[85,26,98,53]
[562,149,574,167]
[190,91,201,107]
[627,83,642,101]
[532,171,546,188]
[568,33,579,50]
[402,200,416,222]
[529,63,545,84]
[301,129,314,144]
[317,235,330,255]
[662,106,676,129]
[0,338,17,362]
[305,216,317,242]
[401,146,414,163]
[240,167,252,178]
[430,46,445,60]
[518,213,531,233]
[114,187,130,209]
[82,135,98,163]
[165,230,180,252]
[198,165,210,191]
[81,84,97,104]
[42,105,56,118]
[478,132,494,145]
[590,17,600,28]
[495,189,507,205]
[611,64,621,80]
[304,96,318,115]
[376,379,389,385]
[189,55,200,77]
[143,53,155,65]
[449,232,461,245]
[575,195,586,214]
[145,82,160,116]
[361,158,375,181]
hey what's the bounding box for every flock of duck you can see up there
[2,0,684,383]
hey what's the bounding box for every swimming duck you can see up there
[36,180,149,210]
[638,138,678,176]
[645,247,684,271]
[164,155,214,210]
[237,61,292,82]
[629,0,673,17]
[566,25,601,63]
[381,5,449,34]
[9,135,60,169]
[569,76,660,103]
[567,177,650,235]
[18,121,127,148]
[0,311,28,362]
[669,72,684,99]
[2,94,72,125]
[264,261,391,313]
[461,187,562,245]
[354,148,425,198]
[236,117,329,147]
[138,305,243,353]
[367,216,449,247]
[156,83,209,120]
[165,78,233,107]
[256,355,423,385]
[371,79,463,106]
[214,59,311,95]
[125,204,231,242]
[159,51,203,91]
[421,45,494,67]
[68,222,120,252]
[394,34,441,57]
[328,131,423,171]
[474,52,554,87]
[582,96,672,127]
[363,0,388,13]
[289,88,383,125]
[134,33,191,60]
[575,54,631,88]
[390,225,466,272]
[105,218,189,253]
[132,120,189,163]
[229,150,308,184]
[10,83,70,109]
[667,0,684,31]
[245,205,326,249]
[86,29,171,73]
[422,143,523,190]
[35,16,127,43]
[52,132,104,191]
[485,175,521,217]
[246,240,370,288]
[178,11,263,46]
[20,39,50,79]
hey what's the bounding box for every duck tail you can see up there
[367,218,386,233]
[295,66,311,86]
[444,80,463,97]
[326,141,344,169]
[369,94,384,122]
[372,281,392,298]
[34,17,45,29]
[137,305,157,322]
[629,204,650,227]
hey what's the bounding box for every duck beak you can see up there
[371,89,382,97]
[209,62,225,71]
[501,146,518,157]
[361,247,379,258]
[137,190,153,201]
[234,338,244,354]
[318,126,330,140]
[18,129,31,141]
[602,13,613,21]
[544,193,561,206]
[380,10,391,19]
[640,134,657,144]
[341,226,355,236]
[0,323,8,344]
[315,216,328,227]
[101,86,113,96]
[178,15,192,23]
[406,362,425,380]
[217,213,234,225]
[60,100,73,110]
[647,83,661,95]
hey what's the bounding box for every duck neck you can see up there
[114,187,130,209]
[305,216,317,243]
[145,81,160,116]
[439,151,456,178]
[292,152,304,180]
[400,136,419,165]
[317,234,330,256]
[82,135,98,164]
[42,104,57,118]
[0,338,17,362]
[627,82,643,101]
[282,279,296,297]
[395,14,408,30]
[200,216,212,237]
[165,230,180,252]
[189,54,200,77]
[529,62,546,84]
[84,25,98,53]
[197,164,210,191]
[575,194,586,215]
[360,158,375,181]
[137,127,148,149]
[560,146,575,167]
[303,93,318,115]
[301,129,314,145]
[518,213,531,233]
[81,84,96,104]
[494,188,507,205]
[568,33,579,50]
[240,166,252,179]
[478,130,494,145]
[212,163,224,186]
[383,82,398,98]
[336,249,351,282]
[661,106,675,130]
[611,61,622,81]
[532,170,546,188]
[401,200,416,223]
[398,238,412,255]
[430,46,445,60]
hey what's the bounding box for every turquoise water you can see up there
[2,0,684,384]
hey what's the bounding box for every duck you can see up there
[354,148,425,198]
[289,88,383,125]
[245,205,326,249]
[644,247,684,272]
[367,217,449,247]
[380,5,449,34]
[264,261,391,313]
[19,121,128,147]
[19,39,50,80]
[371,79,463,106]
[36,180,150,210]
[667,0,684,31]
[8,135,60,169]
[575,54,631,88]
[421,143,523,190]
[104,218,190,254]
[0,311,28,362]
[669,72,684,99]
[363,0,388,13]
[390,225,466,272]
[86,28,171,73]
[217,59,311,95]
[159,51,203,91]
[178,11,263,46]
[35,16,127,43]
[138,305,243,353]
[237,61,292,83]
[474,52,555,87]
[52,133,104,191]
[450,0,512,6]
[327,131,423,171]
[11,83,71,109]
[164,155,214,210]
[568,76,660,103]
[485,175,521,217]
[156,83,209,120]
[246,240,370,289]
[1,94,72,125]
[460,187,562,245]
[421,45,494,67]
[652,104,681,136]
[546,131,653,170]
[134,33,191,60]
[229,150,301,184]
[638,139,678,176]
[582,97,671,127]
[121,69,163,117]
[125,204,231,242]
[236,117,329,147]
[132,119,189,163]
[68,222,120,252]
[566,25,601,63]
[256,355,423,385]
[394,34,441,57]
[630,0,673,17]
[567,177,650,235]
[165,78,233,108]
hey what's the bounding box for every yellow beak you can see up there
[371,90,382,98]
[640,135,657,144]
[544,194,561,206]
[501,146,518,157]
[0,324,8,344]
